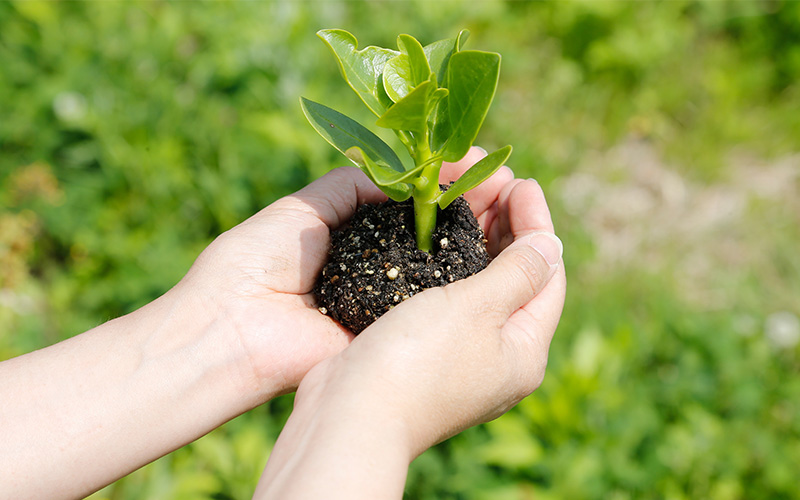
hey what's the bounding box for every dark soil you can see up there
[314,192,489,334]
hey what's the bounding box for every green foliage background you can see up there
[1,1,799,498]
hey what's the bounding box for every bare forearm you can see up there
[0,289,262,499]
[254,365,412,500]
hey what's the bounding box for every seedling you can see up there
[301,29,512,252]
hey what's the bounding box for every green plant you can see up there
[301,29,512,252]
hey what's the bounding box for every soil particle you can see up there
[314,193,489,334]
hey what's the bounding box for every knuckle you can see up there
[441,280,505,325]
[503,247,550,297]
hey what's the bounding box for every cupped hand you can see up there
[173,167,387,400]
[440,146,543,257]
[295,162,566,458]
[168,147,532,405]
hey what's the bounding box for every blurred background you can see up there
[1,1,799,498]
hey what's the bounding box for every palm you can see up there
[213,202,355,393]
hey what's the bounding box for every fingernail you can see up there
[473,146,488,157]
[527,231,563,268]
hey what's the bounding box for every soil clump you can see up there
[314,194,489,334]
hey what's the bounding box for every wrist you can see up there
[297,352,460,459]
[131,284,271,416]
[296,359,416,462]
[166,274,293,406]
[255,360,414,499]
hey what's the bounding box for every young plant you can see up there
[301,29,512,252]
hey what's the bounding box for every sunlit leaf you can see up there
[317,29,399,116]
[397,34,431,87]
[300,97,405,172]
[344,147,413,201]
[441,50,501,162]
[383,36,432,104]
[383,54,413,103]
[424,29,469,86]
[428,30,470,153]
[438,145,511,209]
[430,95,450,154]
[376,75,395,110]
[376,80,442,134]
[424,40,454,87]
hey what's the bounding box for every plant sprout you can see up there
[301,29,512,252]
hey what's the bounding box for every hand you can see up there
[176,146,521,401]
[0,148,530,499]
[174,167,387,399]
[306,180,565,453]
[254,151,566,499]
[441,147,547,257]
[0,166,389,499]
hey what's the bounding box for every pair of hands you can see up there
[0,147,563,499]
[182,147,565,456]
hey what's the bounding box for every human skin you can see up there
[254,148,566,499]
[0,147,549,499]
[0,163,387,499]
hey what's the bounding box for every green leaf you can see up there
[376,75,395,110]
[344,147,413,201]
[376,80,442,134]
[423,29,469,84]
[424,38,455,85]
[300,97,405,173]
[382,55,412,103]
[428,30,469,153]
[317,29,399,116]
[345,146,428,186]
[430,95,450,154]
[383,35,432,104]
[456,29,470,51]
[424,39,454,86]
[397,34,431,87]
[431,88,449,109]
[438,145,512,209]
[441,50,501,162]
[427,89,450,154]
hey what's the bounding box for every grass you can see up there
[1,1,799,498]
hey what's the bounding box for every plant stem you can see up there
[412,136,441,253]
[394,129,414,152]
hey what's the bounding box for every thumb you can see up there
[456,231,563,318]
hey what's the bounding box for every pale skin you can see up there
[0,147,565,499]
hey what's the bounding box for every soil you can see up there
[314,191,489,334]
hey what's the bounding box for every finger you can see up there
[506,262,566,348]
[486,179,523,256]
[505,179,555,236]
[476,202,498,236]
[272,167,387,229]
[440,147,515,218]
[464,165,515,219]
[230,168,384,293]
[499,262,566,395]
[452,231,563,320]
[487,179,554,256]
